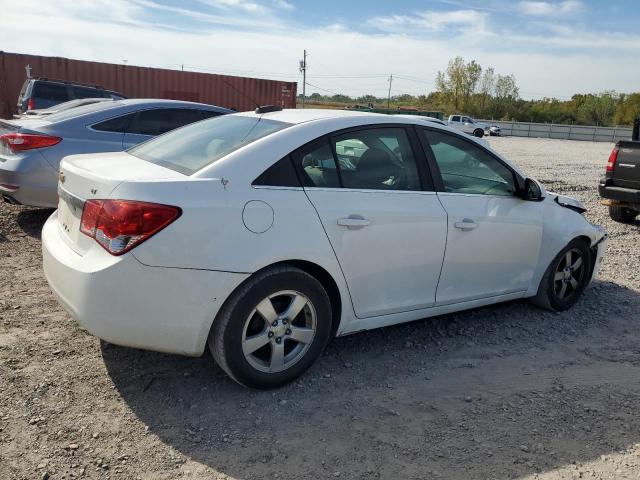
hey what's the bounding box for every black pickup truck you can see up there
[599,119,640,223]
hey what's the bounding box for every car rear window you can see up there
[33,83,69,101]
[44,101,123,122]
[71,86,101,99]
[129,115,292,175]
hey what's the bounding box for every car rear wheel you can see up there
[473,129,484,138]
[209,266,332,389]
[532,239,592,311]
[609,205,638,224]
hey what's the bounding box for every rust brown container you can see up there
[0,51,297,118]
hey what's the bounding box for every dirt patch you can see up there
[1,137,639,480]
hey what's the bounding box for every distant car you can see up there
[15,98,114,119]
[489,125,502,137]
[447,115,488,138]
[0,99,232,207]
[16,78,126,114]
[42,109,607,389]
[395,114,490,148]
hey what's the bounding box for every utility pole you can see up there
[299,49,307,109]
[387,74,393,112]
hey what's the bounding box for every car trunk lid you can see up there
[57,152,185,255]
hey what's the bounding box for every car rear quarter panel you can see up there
[112,178,356,333]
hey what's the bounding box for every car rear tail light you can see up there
[27,98,35,110]
[80,199,181,255]
[0,133,62,152]
[606,146,619,172]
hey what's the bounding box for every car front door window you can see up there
[425,130,516,196]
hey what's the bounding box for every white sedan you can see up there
[43,108,607,389]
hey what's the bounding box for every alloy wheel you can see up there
[553,248,586,301]
[241,290,317,373]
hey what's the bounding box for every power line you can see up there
[304,81,343,97]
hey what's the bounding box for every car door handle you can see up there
[454,218,478,231]
[338,215,371,229]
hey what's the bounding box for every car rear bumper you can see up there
[42,211,249,356]
[598,182,640,208]
[0,152,59,208]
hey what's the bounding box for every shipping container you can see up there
[0,51,297,119]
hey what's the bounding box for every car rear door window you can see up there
[128,108,204,136]
[253,156,300,187]
[333,128,421,191]
[33,83,69,101]
[294,140,341,188]
[423,129,516,196]
[92,113,136,133]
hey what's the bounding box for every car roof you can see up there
[237,108,462,129]
[40,99,232,124]
[236,108,382,124]
[105,98,229,109]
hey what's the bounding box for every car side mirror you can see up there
[522,178,544,201]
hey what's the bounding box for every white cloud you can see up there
[370,9,489,35]
[273,0,294,10]
[199,0,267,14]
[519,0,585,17]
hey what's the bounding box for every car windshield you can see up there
[44,100,124,122]
[129,115,292,175]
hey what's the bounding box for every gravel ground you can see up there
[1,136,639,480]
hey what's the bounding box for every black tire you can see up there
[473,129,484,138]
[532,239,592,311]
[209,265,332,389]
[609,205,638,224]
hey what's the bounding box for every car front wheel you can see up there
[532,239,592,311]
[473,128,484,138]
[209,266,332,389]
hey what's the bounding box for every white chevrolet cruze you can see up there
[43,109,607,388]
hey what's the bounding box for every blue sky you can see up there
[2,0,639,100]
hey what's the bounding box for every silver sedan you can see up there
[0,99,231,207]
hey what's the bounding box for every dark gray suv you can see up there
[17,78,126,114]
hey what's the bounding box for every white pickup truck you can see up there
[447,115,489,138]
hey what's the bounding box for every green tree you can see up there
[477,67,495,115]
[577,92,617,126]
[613,93,640,125]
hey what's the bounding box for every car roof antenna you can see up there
[222,79,260,111]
